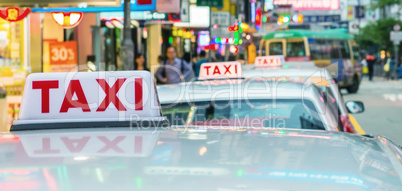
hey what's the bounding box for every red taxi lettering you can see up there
[264,59,269,64]
[135,78,143,110]
[97,136,125,153]
[33,78,144,113]
[32,80,59,113]
[61,137,90,153]
[60,80,91,113]
[223,65,232,74]
[34,138,60,154]
[213,66,221,75]
[203,66,211,75]
[96,79,127,111]
[134,136,142,154]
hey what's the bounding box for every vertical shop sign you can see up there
[48,41,78,72]
[181,0,190,22]
[347,6,354,20]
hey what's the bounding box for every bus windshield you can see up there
[286,41,306,57]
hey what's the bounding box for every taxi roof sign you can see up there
[255,56,285,67]
[198,62,242,80]
[11,71,168,131]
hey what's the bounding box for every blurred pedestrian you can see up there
[155,46,194,84]
[384,55,395,80]
[195,51,208,78]
[215,52,223,62]
[134,53,149,71]
[366,54,375,81]
[157,55,164,65]
[361,56,368,78]
[237,54,246,65]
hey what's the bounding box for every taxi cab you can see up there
[158,62,340,131]
[1,71,402,190]
[242,56,365,134]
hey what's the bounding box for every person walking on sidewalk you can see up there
[155,46,194,84]
[366,54,376,81]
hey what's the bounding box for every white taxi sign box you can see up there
[15,130,159,157]
[255,56,284,67]
[198,62,242,80]
[11,71,168,130]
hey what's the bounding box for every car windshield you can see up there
[162,99,325,130]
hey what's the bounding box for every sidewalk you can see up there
[358,76,402,91]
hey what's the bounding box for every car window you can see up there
[162,99,325,130]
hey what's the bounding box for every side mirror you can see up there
[345,101,365,114]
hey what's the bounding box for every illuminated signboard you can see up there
[51,12,83,28]
[0,0,120,6]
[31,1,156,12]
[273,0,340,11]
[0,7,30,22]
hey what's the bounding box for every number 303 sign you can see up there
[49,41,77,71]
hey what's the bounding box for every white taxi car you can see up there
[1,71,402,190]
[158,62,341,131]
[242,56,364,134]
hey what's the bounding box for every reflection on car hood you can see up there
[0,127,401,191]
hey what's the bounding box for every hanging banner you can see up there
[48,41,78,72]
[273,0,339,11]
[0,7,30,22]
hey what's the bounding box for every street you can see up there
[343,78,402,145]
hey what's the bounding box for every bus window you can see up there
[309,39,330,60]
[352,46,360,60]
[340,40,350,59]
[269,42,283,55]
[329,40,342,59]
[286,41,306,57]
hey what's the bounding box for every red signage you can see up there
[137,0,153,5]
[49,41,78,72]
[0,7,30,22]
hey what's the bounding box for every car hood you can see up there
[0,127,401,191]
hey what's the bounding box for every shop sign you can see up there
[0,7,30,22]
[144,12,167,20]
[180,0,190,22]
[211,11,230,27]
[273,0,340,11]
[303,15,341,23]
[49,41,78,72]
[172,29,193,38]
[197,0,223,7]
[51,12,83,28]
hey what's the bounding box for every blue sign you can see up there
[304,15,341,23]
[31,1,156,12]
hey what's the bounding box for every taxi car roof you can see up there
[157,80,323,104]
[1,127,401,191]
